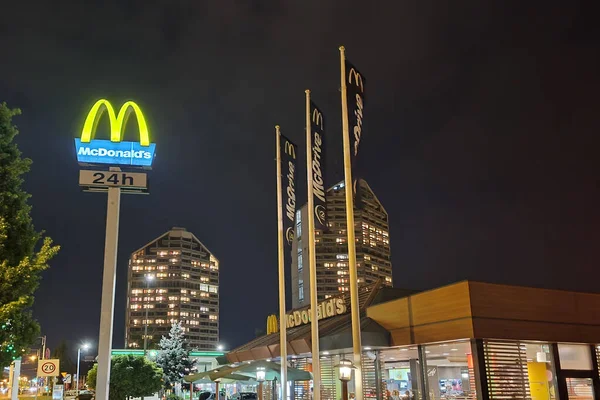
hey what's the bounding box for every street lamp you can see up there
[336,359,356,400]
[256,367,266,400]
[76,343,90,397]
[143,274,155,355]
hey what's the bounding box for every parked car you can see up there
[231,392,257,400]
[76,390,95,400]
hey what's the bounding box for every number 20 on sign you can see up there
[38,359,60,377]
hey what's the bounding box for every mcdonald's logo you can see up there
[284,141,296,159]
[348,68,364,92]
[74,99,156,167]
[266,314,279,335]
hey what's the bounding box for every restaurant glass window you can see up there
[422,341,476,400]
[379,346,422,399]
[558,344,593,371]
[483,341,558,400]
[565,378,594,399]
[524,342,558,400]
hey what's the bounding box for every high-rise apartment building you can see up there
[291,179,392,308]
[125,227,220,350]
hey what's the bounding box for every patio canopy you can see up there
[185,360,313,383]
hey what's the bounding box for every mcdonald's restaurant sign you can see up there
[74,99,156,167]
[286,298,347,329]
[266,314,279,335]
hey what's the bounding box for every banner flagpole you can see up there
[275,125,288,400]
[339,45,363,400]
[305,89,321,400]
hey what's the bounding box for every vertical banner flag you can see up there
[345,61,366,168]
[280,134,298,270]
[310,101,328,231]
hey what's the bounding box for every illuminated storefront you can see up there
[227,281,600,400]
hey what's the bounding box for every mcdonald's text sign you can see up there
[74,99,156,167]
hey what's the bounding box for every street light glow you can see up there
[217,344,224,351]
[146,274,155,281]
[82,343,90,350]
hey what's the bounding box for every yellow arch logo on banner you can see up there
[266,315,278,335]
[80,99,150,146]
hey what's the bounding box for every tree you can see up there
[87,355,163,400]
[51,340,76,373]
[156,322,194,389]
[0,102,59,368]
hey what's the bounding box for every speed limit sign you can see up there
[37,359,60,377]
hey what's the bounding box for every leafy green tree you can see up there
[86,364,97,389]
[51,340,76,373]
[87,355,163,400]
[0,102,59,368]
[156,322,194,389]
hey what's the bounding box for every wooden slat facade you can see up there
[366,281,600,346]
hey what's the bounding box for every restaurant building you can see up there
[226,280,600,400]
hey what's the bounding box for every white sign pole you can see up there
[95,166,122,400]
[9,358,21,400]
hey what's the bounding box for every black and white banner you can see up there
[280,134,298,269]
[310,101,328,231]
[345,61,366,169]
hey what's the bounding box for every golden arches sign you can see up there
[80,99,150,146]
[266,314,279,335]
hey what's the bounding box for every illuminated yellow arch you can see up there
[80,99,150,146]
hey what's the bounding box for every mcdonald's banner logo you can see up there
[74,99,156,167]
[266,314,279,335]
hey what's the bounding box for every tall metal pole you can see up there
[40,336,46,395]
[305,89,321,400]
[76,348,81,397]
[95,167,122,400]
[339,46,363,400]
[34,350,39,400]
[275,126,289,400]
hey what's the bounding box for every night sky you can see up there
[1,1,599,356]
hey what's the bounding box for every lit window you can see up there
[209,315,218,320]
